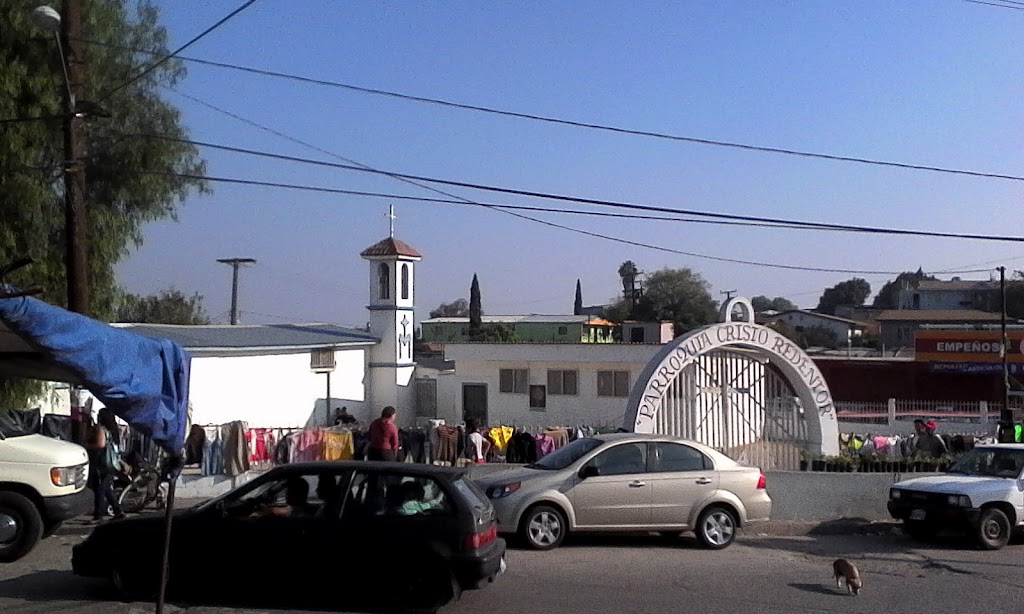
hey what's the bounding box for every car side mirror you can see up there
[579,465,600,479]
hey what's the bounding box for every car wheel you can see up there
[520,505,567,550]
[0,492,43,563]
[903,520,933,541]
[695,506,737,550]
[975,508,1011,550]
[111,562,160,601]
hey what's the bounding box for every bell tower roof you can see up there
[359,237,422,259]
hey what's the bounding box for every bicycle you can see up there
[116,455,168,514]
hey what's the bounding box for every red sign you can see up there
[915,330,1024,363]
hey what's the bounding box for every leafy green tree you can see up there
[0,1,207,407]
[604,267,717,334]
[429,298,470,319]
[469,274,482,341]
[750,295,798,313]
[115,287,210,324]
[482,323,518,342]
[816,278,871,315]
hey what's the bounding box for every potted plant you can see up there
[799,449,810,471]
[811,454,826,472]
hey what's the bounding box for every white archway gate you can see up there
[624,298,839,468]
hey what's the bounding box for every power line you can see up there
[75,38,1024,183]
[133,133,1024,245]
[129,169,987,277]
[960,0,1024,10]
[101,0,260,100]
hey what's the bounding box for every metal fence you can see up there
[835,399,1006,425]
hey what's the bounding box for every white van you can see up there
[0,431,90,561]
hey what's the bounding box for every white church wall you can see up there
[187,348,367,428]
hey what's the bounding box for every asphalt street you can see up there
[2,524,1024,613]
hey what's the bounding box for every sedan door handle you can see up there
[695,478,712,485]
[628,481,646,488]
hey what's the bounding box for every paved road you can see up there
[3,524,1024,613]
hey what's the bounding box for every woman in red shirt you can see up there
[367,406,399,461]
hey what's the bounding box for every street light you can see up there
[31,6,73,107]
[31,3,90,315]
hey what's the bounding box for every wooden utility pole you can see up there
[217,258,256,325]
[62,0,89,314]
[999,266,1014,442]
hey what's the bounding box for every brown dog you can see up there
[833,559,862,595]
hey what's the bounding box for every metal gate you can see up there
[651,348,809,470]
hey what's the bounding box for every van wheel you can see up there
[0,492,43,563]
[520,505,567,550]
[975,508,1011,550]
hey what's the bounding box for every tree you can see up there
[469,274,482,341]
[115,287,210,324]
[429,298,470,319]
[482,323,518,342]
[0,1,207,407]
[816,278,871,315]
[872,269,935,309]
[750,295,798,313]
[609,267,717,334]
[574,279,583,316]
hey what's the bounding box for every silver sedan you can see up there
[473,433,771,550]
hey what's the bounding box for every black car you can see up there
[73,461,505,611]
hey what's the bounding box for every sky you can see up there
[113,0,1024,329]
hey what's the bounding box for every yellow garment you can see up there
[322,430,354,461]
[488,426,514,452]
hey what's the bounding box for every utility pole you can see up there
[62,0,89,314]
[217,258,256,325]
[999,266,1013,442]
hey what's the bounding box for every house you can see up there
[897,278,999,311]
[420,314,616,343]
[621,320,675,343]
[27,234,429,430]
[875,309,1008,349]
[762,310,869,344]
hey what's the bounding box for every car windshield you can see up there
[529,437,603,470]
[948,448,1024,478]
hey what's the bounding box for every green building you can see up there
[421,315,616,343]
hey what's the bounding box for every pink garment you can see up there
[873,436,888,452]
[533,434,555,458]
[291,428,324,462]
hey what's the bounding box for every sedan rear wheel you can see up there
[520,505,567,550]
[696,506,737,550]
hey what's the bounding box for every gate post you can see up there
[980,400,988,424]
[887,398,897,427]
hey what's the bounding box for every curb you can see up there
[750,520,900,537]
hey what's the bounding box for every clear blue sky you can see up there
[114,0,1024,328]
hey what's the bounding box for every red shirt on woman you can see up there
[368,417,399,451]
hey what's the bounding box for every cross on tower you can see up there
[398,314,412,359]
[386,205,397,238]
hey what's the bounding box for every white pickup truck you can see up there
[0,430,91,561]
[888,444,1024,550]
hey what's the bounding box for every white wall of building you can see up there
[440,343,662,428]
[187,348,369,428]
[770,311,860,341]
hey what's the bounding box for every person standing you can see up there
[367,406,400,461]
[86,416,123,521]
[914,420,948,459]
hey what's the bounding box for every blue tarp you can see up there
[0,291,190,455]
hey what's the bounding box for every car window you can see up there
[532,437,603,470]
[219,471,344,518]
[651,442,711,472]
[453,477,489,514]
[344,471,452,519]
[589,442,648,476]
